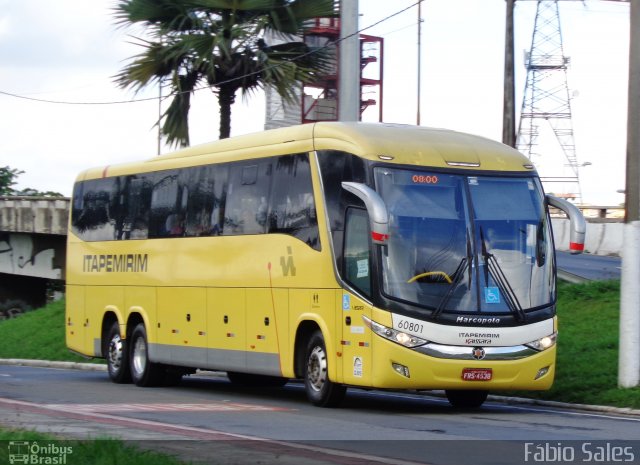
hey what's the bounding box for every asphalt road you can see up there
[556,251,621,281]
[1,365,639,465]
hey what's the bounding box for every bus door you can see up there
[340,207,373,385]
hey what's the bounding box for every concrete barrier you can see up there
[552,219,623,257]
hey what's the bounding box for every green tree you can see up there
[0,166,63,197]
[0,166,24,195]
[115,0,336,146]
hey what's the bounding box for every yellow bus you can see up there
[66,122,585,408]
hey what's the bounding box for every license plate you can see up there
[462,368,493,381]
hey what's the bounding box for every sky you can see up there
[0,0,631,204]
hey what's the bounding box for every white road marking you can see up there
[0,396,427,465]
[43,402,288,413]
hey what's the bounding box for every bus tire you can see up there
[129,323,163,387]
[304,330,346,407]
[445,389,489,408]
[106,321,131,384]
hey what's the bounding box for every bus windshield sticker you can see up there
[342,294,350,310]
[356,259,369,278]
[468,177,479,186]
[484,287,501,304]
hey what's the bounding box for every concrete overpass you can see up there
[0,196,68,316]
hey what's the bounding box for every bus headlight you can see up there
[525,332,557,351]
[362,316,428,348]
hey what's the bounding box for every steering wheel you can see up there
[407,271,452,284]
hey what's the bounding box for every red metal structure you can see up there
[302,18,384,123]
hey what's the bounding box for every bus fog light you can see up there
[525,332,557,351]
[535,366,550,380]
[392,362,410,378]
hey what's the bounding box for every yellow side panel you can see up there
[245,288,289,377]
[207,288,246,352]
[85,286,124,353]
[157,287,207,349]
[289,289,338,381]
[65,285,87,355]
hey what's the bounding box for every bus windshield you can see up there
[374,168,554,317]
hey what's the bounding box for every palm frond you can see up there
[115,0,205,33]
[162,71,200,147]
[115,0,339,143]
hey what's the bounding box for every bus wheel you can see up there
[106,322,131,384]
[129,323,163,387]
[304,330,346,407]
[445,389,489,408]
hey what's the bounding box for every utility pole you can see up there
[503,0,516,147]
[339,0,360,122]
[619,0,640,388]
[157,81,162,156]
[417,1,422,126]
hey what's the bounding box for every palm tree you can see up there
[114,0,337,146]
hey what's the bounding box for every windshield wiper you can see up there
[479,227,526,322]
[433,232,473,319]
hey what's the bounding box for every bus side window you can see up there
[343,208,371,297]
[269,153,320,250]
[184,165,215,237]
[209,165,228,236]
[71,178,116,241]
[224,161,271,235]
[149,172,180,238]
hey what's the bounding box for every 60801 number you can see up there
[396,320,424,334]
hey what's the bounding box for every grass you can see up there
[0,300,100,363]
[0,428,191,465]
[0,282,639,408]
[512,279,640,408]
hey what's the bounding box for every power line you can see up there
[0,89,162,106]
[0,2,421,107]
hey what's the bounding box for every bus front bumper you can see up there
[370,337,556,391]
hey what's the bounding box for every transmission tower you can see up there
[517,0,583,202]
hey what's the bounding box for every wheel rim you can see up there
[108,334,124,372]
[307,346,327,393]
[132,336,147,376]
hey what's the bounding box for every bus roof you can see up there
[81,122,534,180]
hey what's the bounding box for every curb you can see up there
[1,358,639,417]
[0,358,106,372]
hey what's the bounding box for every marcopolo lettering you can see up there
[83,254,148,273]
[456,316,501,325]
